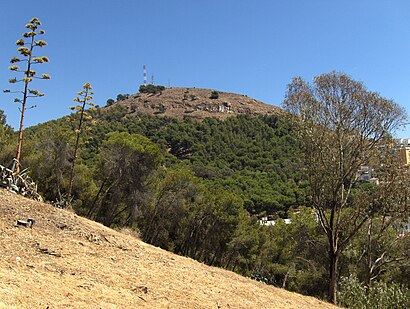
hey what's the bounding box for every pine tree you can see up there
[3,17,50,171]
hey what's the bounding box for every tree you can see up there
[106,98,115,106]
[283,71,406,304]
[224,215,262,276]
[116,93,129,101]
[3,17,50,170]
[0,110,13,147]
[0,110,14,165]
[90,132,162,226]
[26,124,72,202]
[139,84,165,94]
[257,208,328,296]
[68,83,95,198]
[141,169,203,249]
[0,110,10,130]
[344,165,410,288]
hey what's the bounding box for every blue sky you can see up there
[1,0,410,136]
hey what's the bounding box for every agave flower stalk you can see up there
[68,83,95,198]
[3,17,50,171]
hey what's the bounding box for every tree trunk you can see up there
[329,250,339,304]
[282,264,292,288]
[365,218,373,287]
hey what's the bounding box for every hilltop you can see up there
[0,189,336,308]
[110,87,282,120]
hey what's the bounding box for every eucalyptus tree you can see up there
[3,17,50,170]
[283,71,406,304]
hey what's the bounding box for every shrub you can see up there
[116,94,129,101]
[139,84,165,94]
[338,275,410,308]
[210,90,219,99]
[106,98,115,106]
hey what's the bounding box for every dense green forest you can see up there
[1,104,409,306]
[14,105,307,217]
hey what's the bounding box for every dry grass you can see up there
[0,189,337,308]
[112,87,283,120]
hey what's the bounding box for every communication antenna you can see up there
[143,64,147,86]
[151,72,154,85]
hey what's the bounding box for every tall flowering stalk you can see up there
[3,17,50,171]
[68,83,95,198]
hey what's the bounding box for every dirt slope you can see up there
[0,189,336,308]
[111,87,282,120]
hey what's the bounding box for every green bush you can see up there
[106,98,115,106]
[210,90,219,99]
[116,94,129,101]
[139,84,165,94]
[338,275,410,308]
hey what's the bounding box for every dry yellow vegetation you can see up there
[112,87,282,120]
[0,189,337,308]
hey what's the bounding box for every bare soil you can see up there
[0,189,337,308]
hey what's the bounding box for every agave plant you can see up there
[0,159,42,201]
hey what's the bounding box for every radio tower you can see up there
[151,72,154,85]
[143,64,147,86]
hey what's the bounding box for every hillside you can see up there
[0,189,336,309]
[24,106,304,217]
[110,87,282,120]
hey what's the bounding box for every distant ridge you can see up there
[109,87,282,120]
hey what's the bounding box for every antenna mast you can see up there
[143,64,147,86]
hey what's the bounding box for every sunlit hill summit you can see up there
[107,86,282,120]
